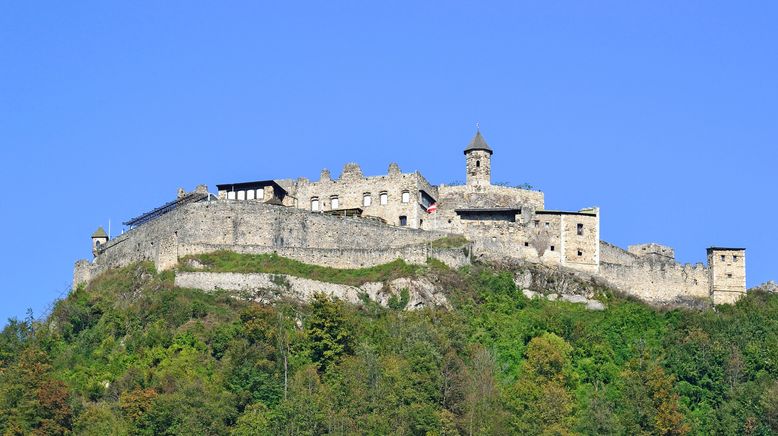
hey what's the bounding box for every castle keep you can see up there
[76,131,747,306]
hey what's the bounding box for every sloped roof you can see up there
[464,130,493,155]
[92,226,108,238]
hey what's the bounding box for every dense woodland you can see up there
[1,257,778,435]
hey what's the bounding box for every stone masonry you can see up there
[76,130,747,306]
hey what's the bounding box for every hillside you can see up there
[1,257,778,435]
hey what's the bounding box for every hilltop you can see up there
[2,256,778,435]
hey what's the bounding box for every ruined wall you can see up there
[286,163,435,229]
[598,241,711,305]
[74,200,468,286]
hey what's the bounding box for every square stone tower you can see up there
[707,247,746,305]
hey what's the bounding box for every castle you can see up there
[76,131,746,306]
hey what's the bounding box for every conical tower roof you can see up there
[91,226,108,238]
[464,130,493,155]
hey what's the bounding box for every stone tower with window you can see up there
[91,226,108,257]
[707,247,747,305]
[465,130,493,187]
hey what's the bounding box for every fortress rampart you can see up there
[74,200,470,286]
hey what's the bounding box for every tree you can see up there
[618,352,689,435]
[506,333,575,435]
[306,294,353,372]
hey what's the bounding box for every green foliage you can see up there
[2,261,778,434]
[388,288,410,310]
[180,251,419,286]
[429,235,469,249]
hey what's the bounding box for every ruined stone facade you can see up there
[76,130,748,306]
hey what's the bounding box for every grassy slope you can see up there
[1,255,777,435]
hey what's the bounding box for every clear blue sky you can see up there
[1,1,776,323]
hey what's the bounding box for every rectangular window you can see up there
[331,196,339,209]
[247,190,255,200]
[577,223,584,236]
[380,192,388,205]
[363,194,372,207]
[544,222,550,229]
[257,189,264,200]
[237,190,246,201]
[721,255,726,261]
[401,191,410,203]
[399,216,407,226]
[577,250,583,256]
[524,242,529,247]
[733,255,739,262]
[534,220,540,228]
[550,245,555,251]
[227,191,236,200]
[311,198,319,211]
[727,273,733,278]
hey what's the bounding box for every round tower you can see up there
[464,130,493,186]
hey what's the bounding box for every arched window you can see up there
[330,195,339,209]
[476,160,481,168]
[311,197,320,211]
[380,192,388,205]
[363,193,372,207]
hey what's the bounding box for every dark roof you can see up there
[91,227,108,238]
[455,207,520,214]
[707,247,746,252]
[464,130,493,155]
[535,210,597,216]
[216,180,288,194]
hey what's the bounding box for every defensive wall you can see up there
[598,241,711,305]
[74,200,470,286]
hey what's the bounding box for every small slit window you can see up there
[577,223,584,236]
[311,197,320,212]
[524,242,529,247]
[550,245,555,251]
[476,160,480,167]
[577,250,583,257]
[727,273,733,278]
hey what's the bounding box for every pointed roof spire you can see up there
[464,129,493,155]
[91,226,108,238]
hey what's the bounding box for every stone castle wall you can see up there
[598,241,711,304]
[74,200,470,286]
[286,163,435,229]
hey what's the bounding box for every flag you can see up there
[426,203,437,213]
